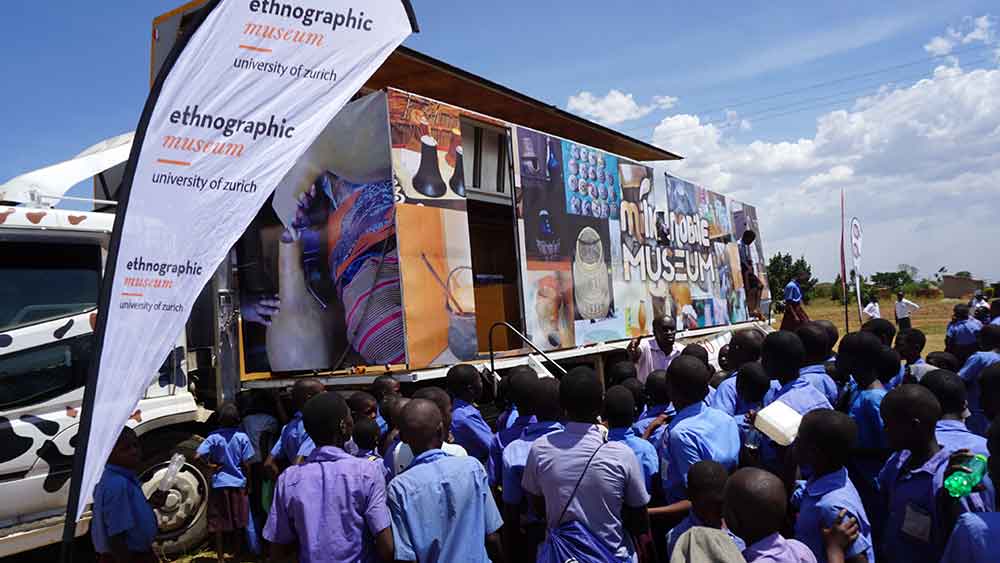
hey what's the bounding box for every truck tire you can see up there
[137,431,210,557]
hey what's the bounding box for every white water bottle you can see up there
[157,453,186,492]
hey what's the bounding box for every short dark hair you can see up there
[882,384,942,428]
[862,318,897,346]
[352,417,380,452]
[347,391,377,414]
[815,320,839,356]
[303,392,350,445]
[839,331,884,387]
[681,344,711,370]
[560,367,604,420]
[724,468,787,541]
[687,460,728,500]
[897,328,926,354]
[645,370,670,405]
[621,377,645,412]
[532,377,562,421]
[954,303,971,319]
[761,331,805,381]
[370,375,398,402]
[798,409,857,467]
[920,369,967,415]
[446,364,480,393]
[874,346,902,386]
[730,329,764,364]
[412,387,452,426]
[736,362,771,404]
[926,351,961,372]
[981,325,1000,349]
[217,401,241,427]
[797,323,830,364]
[507,366,539,409]
[606,361,638,387]
[668,355,710,404]
[604,385,636,428]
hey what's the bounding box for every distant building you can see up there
[941,274,984,299]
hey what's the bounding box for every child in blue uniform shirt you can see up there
[632,369,674,447]
[877,384,995,563]
[796,323,840,405]
[710,329,766,417]
[793,409,875,563]
[940,418,1000,563]
[487,367,537,488]
[958,325,1000,436]
[446,364,493,466]
[920,369,988,456]
[196,402,255,561]
[605,385,658,495]
[91,427,165,563]
[353,416,391,483]
[665,460,744,559]
[734,362,771,466]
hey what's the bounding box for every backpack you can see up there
[537,441,630,563]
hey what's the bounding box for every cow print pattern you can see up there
[36,440,73,493]
[53,319,74,339]
[20,414,59,436]
[0,334,11,348]
[0,417,34,464]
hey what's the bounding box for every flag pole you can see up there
[840,187,849,333]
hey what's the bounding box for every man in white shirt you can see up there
[628,316,682,383]
[863,296,881,320]
[894,291,920,331]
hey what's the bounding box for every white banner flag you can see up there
[74,0,416,518]
[850,217,864,321]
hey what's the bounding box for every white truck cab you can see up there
[0,205,211,557]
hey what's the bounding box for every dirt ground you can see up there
[782,296,961,352]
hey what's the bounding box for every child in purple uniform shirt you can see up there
[264,392,393,563]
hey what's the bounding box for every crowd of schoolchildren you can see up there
[90,297,1000,563]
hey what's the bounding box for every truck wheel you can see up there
[137,432,210,556]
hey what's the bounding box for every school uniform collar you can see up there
[407,448,451,471]
[643,403,673,418]
[910,357,925,365]
[304,444,354,464]
[670,401,707,429]
[105,463,139,482]
[356,448,379,458]
[799,364,827,375]
[607,427,637,441]
[453,398,476,410]
[936,420,970,432]
[511,415,535,427]
[746,532,785,555]
[563,421,602,435]
[777,377,810,396]
[804,467,850,497]
[521,420,563,440]
[896,446,951,478]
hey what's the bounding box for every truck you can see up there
[0,3,772,557]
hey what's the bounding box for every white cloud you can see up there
[927,15,996,56]
[566,90,677,125]
[924,36,954,56]
[648,35,1000,281]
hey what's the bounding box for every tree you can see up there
[767,253,818,305]
[955,271,973,278]
[898,264,919,280]
[870,270,914,292]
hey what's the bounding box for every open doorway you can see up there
[460,118,524,354]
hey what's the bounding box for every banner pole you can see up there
[57,4,221,561]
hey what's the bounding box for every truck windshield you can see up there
[0,241,101,332]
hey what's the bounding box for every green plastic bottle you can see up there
[944,454,989,498]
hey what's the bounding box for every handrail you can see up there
[488,321,568,377]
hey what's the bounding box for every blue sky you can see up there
[2,1,999,281]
